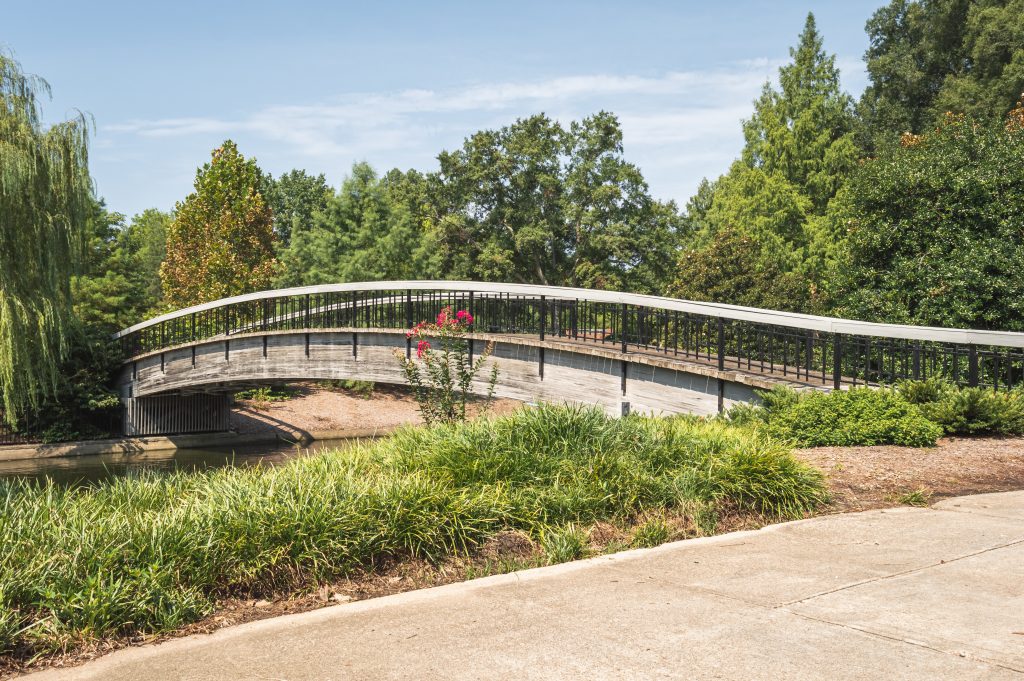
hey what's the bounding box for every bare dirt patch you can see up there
[230,382,522,437]
[797,435,1024,512]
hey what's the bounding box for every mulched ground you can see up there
[796,435,1024,512]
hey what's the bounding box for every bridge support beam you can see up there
[123,393,231,437]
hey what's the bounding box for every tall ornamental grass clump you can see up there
[728,386,943,447]
[0,404,826,657]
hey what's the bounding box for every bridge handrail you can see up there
[114,280,1024,348]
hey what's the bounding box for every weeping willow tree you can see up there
[0,53,93,425]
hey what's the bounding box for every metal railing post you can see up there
[571,299,578,340]
[833,334,842,390]
[468,291,475,365]
[406,290,413,359]
[717,317,726,412]
[717,318,725,371]
[968,345,980,387]
[539,296,546,341]
[621,303,628,354]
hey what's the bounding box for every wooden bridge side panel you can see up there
[117,331,767,434]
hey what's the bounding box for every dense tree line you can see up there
[677,2,1024,330]
[4,0,1024,439]
[157,2,1024,328]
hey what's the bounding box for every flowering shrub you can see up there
[396,306,499,425]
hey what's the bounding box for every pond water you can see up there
[0,438,363,487]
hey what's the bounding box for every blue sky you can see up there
[7,1,880,219]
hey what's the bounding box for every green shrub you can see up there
[234,386,294,403]
[895,377,950,405]
[721,401,764,427]
[759,386,801,414]
[740,381,1024,445]
[752,387,942,447]
[898,379,1024,435]
[724,386,797,427]
[0,404,826,656]
[341,380,375,399]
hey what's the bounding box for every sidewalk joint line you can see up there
[780,535,1024,607]
[785,609,1024,675]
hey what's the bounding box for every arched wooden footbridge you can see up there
[113,281,1024,436]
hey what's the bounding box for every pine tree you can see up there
[0,54,93,424]
[678,14,857,309]
[741,13,858,213]
[161,141,278,307]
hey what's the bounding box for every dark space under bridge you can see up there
[111,281,1024,437]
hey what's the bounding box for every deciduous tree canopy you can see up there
[261,169,332,248]
[830,107,1024,329]
[670,230,812,312]
[161,141,278,307]
[276,163,439,286]
[858,0,1024,149]
[73,207,170,329]
[429,112,682,293]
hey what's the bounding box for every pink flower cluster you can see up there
[406,321,429,339]
[404,306,475,360]
[433,307,474,327]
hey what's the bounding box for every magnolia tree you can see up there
[396,306,498,425]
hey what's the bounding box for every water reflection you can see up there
[0,438,361,487]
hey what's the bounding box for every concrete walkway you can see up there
[31,492,1024,680]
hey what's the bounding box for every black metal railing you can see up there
[114,283,1024,391]
[0,415,37,446]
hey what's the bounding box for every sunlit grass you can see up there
[0,404,827,657]
[895,488,932,507]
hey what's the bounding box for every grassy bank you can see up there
[0,404,827,659]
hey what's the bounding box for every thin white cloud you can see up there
[100,59,865,212]
[106,66,779,148]
[618,106,754,146]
